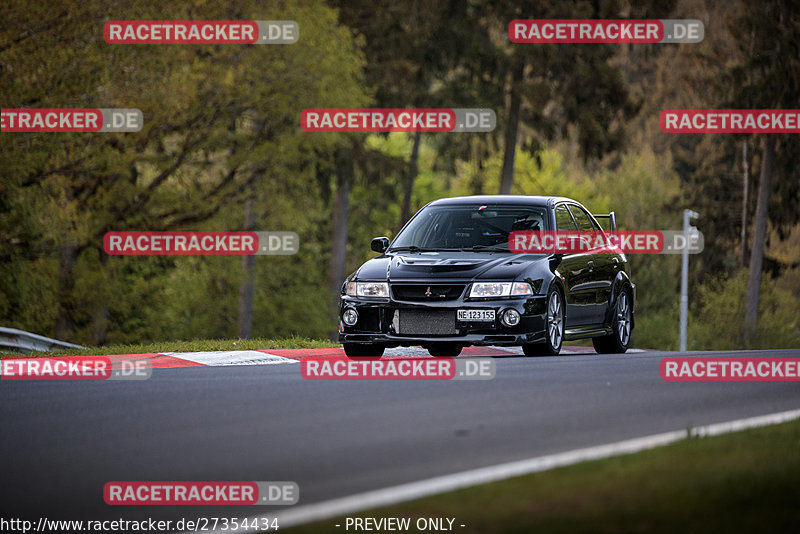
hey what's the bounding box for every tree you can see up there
[723,0,800,344]
[478,0,664,194]
[0,0,370,343]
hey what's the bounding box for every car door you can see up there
[554,203,596,327]
[566,204,613,325]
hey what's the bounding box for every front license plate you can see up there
[457,309,495,322]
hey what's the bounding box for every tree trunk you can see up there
[399,131,422,227]
[469,137,485,195]
[54,241,77,341]
[499,63,524,195]
[740,139,749,267]
[744,133,775,345]
[91,252,109,345]
[237,195,256,339]
[328,147,354,340]
[219,276,230,338]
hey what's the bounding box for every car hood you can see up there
[354,252,548,282]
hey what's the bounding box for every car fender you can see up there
[605,271,635,329]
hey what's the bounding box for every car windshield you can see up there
[390,204,549,252]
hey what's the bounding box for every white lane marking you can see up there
[163,350,298,366]
[211,408,800,532]
[690,409,800,437]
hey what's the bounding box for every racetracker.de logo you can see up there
[0,357,151,381]
[103,231,299,256]
[660,110,800,133]
[301,357,495,381]
[660,357,800,381]
[301,108,496,133]
[1,108,143,132]
[508,230,703,255]
[509,19,704,44]
[103,481,299,505]
[104,21,298,44]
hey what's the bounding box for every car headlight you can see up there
[469,282,533,298]
[346,282,389,298]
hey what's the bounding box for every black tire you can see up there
[343,343,385,358]
[522,286,564,356]
[426,343,462,357]
[592,287,633,354]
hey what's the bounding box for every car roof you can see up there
[426,195,578,208]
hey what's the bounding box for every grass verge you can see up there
[289,419,800,533]
[0,336,337,358]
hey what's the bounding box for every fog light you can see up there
[342,308,359,326]
[501,309,521,327]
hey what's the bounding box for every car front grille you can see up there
[392,284,466,301]
[396,309,457,336]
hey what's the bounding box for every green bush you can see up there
[689,270,800,350]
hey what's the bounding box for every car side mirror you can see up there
[371,237,390,253]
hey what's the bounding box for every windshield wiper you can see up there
[462,244,508,252]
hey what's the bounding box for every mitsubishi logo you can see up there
[425,286,432,297]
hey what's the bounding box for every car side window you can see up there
[567,205,600,231]
[555,204,577,231]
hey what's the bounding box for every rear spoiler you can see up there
[592,211,617,232]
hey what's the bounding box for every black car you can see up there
[338,195,634,357]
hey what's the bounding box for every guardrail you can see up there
[0,327,86,353]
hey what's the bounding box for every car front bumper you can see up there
[338,295,548,347]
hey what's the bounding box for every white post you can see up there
[680,209,699,352]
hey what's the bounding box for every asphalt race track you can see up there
[2,348,800,526]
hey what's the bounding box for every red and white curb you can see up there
[161,350,300,367]
[134,346,647,368]
[2,346,648,369]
